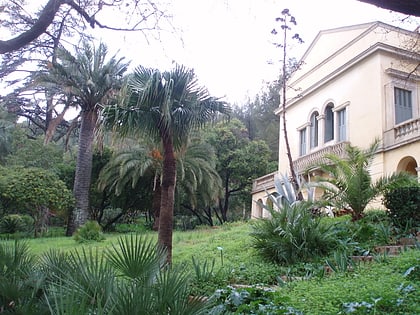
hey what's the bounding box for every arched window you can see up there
[324,104,334,142]
[310,111,319,148]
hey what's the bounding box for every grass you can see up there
[1,220,419,314]
[1,222,256,268]
[276,249,420,314]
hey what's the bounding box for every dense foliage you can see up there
[384,186,420,230]
[250,203,337,264]
[0,167,74,236]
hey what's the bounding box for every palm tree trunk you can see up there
[152,175,161,231]
[66,109,97,236]
[158,135,176,264]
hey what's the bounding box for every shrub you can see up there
[383,186,420,230]
[250,202,337,265]
[0,214,33,234]
[73,220,105,243]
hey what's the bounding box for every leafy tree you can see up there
[311,140,417,220]
[0,167,74,236]
[5,127,64,169]
[233,79,280,161]
[102,64,229,263]
[38,41,129,235]
[205,119,273,222]
[0,103,16,163]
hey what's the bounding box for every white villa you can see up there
[251,21,420,218]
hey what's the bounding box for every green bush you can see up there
[0,214,34,234]
[114,222,148,234]
[73,220,105,243]
[384,186,420,230]
[250,203,337,265]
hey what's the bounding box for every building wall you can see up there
[252,22,420,218]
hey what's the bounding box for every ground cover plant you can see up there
[0,219,418,314]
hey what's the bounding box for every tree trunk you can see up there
[44,103,69,145]
[66,109,97,235]
[152,174,161,231]
[158,135,176,264]
[220,173,230,222]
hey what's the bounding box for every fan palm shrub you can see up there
[0,240,47,314]
[1,236,210,314]
[251,202,337,265]
[251,173,337,265]
[43,234,209,314]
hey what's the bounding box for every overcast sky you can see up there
[5,0,420,105]
[91,0,419,105]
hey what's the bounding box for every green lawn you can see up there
[2,221,419,314]
[2,222,255,267]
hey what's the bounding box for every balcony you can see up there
[252,172,277,193]
[252,142,349,193]
[383,117,420,150]
[293,141,349,173]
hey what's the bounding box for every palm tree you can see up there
[102,64,229,263]
[98,137,222,232]
[311,140,416,220]
[38,41,129,235]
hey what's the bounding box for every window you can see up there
[324,104,334,142]
[299,128,307,156]
[394,87,413,124]
[310,112,319,148]
[337,108,346,141]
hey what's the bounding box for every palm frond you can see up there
[105,234,166,283]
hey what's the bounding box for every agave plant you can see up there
[266,172,315,211]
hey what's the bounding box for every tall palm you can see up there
[102,64,229,263]
[38,41,129,235]
[312,140,416,220]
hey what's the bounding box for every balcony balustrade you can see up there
[293,141,349,173]
[394,117,420,139]
[252,142,349,193]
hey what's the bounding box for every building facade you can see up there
[251,22,420,218]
